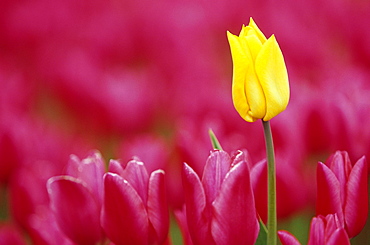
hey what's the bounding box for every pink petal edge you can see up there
[101,173,149,245]
[147,170,169,244]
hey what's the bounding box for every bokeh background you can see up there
[0,0,369,244]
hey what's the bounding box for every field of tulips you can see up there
[0,0,369,244]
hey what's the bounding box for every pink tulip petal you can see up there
[28,207,75,245]
[278,230,301,245]
[202,150,231,207]
[211,160,259,245]
[344,156,368,238]
[122,159,149,204]
[326,228,350,245]
[66,152,105,204]
[308,216,325,245]
[326,151,352,179]
[182,163,214,245]
[101,173,149,245]
[316,162,344,224]
[327,151,351,203]
[108,159,125,176]
[47,176,103,245]
[230,150,249,167]
[147,170,169,244]
[324,213,339,236]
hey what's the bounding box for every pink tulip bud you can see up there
[181,150,259,245]
[308,214,350,245]
[47,151,105,245]
[278,230,300,245]
[316,151,368,238]
[278,213,351,245]
[101,158,169,245]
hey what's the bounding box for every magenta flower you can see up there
[278,214,350,245]
[28,207,75,245]
[47,151,105,245]
[101,158,169,245]
[181,150,259,245]
[316,151,368,238]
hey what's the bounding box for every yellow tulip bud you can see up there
[227,18,290,122]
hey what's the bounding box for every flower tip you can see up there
[152,169,166,176]
[226,30,236,40]
[104,172,120,182]
[46,176,57,195]
[182,162,192,172]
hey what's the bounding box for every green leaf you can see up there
[255,218,268,245]
[208,129,223,150]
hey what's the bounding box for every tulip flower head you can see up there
[181,150,259,245]
[101,158,169,245]
[47,151,106,245]
[316,151,368,238]
[278,213,351,245]
[227,18,290,122]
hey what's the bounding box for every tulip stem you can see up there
[262,120,277,245]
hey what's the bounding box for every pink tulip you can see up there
[278,214,350,245]
[101,158,169,245]
[47,151,105,245]
[277,230,301,245]
[116,134,184,209]
[316,151,368,238]
[28,207,75,245]
[181,150,259,245]
[308,214,350,245]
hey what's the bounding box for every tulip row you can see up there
[43,147,367,245]
[47,151,169,245]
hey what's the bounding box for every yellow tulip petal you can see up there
[238,24,246,37]
[240,33,266,119]
[243,59,266,120]
[228,30,266,122]
[227,31,250,120]
[255,35,290,121]
[244,30,263,61]
[248,18,267,44]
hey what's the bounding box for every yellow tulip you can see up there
[227,18,290,122]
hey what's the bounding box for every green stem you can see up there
[262,120,277,245]
[209,129,223,151]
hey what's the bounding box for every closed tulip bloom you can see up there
[227,18,290,122]
[316,151,368,238]
[308,214,350,245]
[182,150,259,245]
[101,158,169,245]
[47,151,105,245]
[278,214,350,245]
